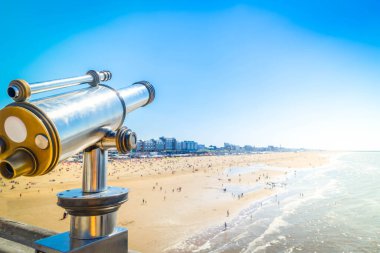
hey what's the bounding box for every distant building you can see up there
[156,139,165,151]
[244,145,254,152]
[160,137,177,151]
[224,142,241,151]
[144,139,156,152]
[136,140,144,151]
[175,141,183,151]
[182,141,198,151]
[134,137,206,154]
[224,143,231,150]
[197,144,206,150]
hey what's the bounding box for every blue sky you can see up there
[1,1,380,150]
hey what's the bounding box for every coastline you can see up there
[0,151,330,252]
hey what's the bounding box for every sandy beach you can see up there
[0,152,329,252]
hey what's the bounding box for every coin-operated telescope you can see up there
[0,70,155,253]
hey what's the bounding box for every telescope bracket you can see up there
[33,135,131,253]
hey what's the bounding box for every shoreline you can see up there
[0,151,330,252]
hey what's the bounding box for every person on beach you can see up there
[224,222,227,230]
[61,211,68,220]
[227,210,229,217]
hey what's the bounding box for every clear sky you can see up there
[1,1,380,150]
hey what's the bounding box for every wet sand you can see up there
[0,152,328,252]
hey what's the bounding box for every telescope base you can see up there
[33,227,128,253]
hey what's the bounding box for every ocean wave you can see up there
[242,216,290,253]
[192,241,211,252]
[281,178,339,215]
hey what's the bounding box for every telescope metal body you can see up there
[0,80,153,179]
[0,70,155,253]
[31,82,151,161]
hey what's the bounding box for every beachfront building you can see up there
[224,142,242,151]
[156,139,165,151]
[182,141,198,151]
[135,137,209,154]
[136,140,144,151]
[175,141,183,151]
[197,144,206,150]
[143,139,156,152]
[160,137,177,151]
[244,145,254,152]
[128,136,295,155]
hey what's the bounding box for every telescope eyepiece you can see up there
[0,149,37,179]
[0,162,14,179]
[7,86,19,98]
[7,79,31,102]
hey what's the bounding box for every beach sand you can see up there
[0,152,329,252]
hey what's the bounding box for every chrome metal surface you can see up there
[118,83,151,113]
[28,70,112,95]
[116,127,137,153]
[30,75,94,94]
[33,227,128,253]
[57,187,128,202]
[30,82,154,161]
[70,212,117,239]
[99,130,118,149]
[31,86,124,161]
[83,147,107,193]
[98,127,136,153]
[126,130,137,151]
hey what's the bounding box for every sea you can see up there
[166,152,380,253]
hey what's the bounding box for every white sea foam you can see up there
[192,241,211,252]
[242,216,289,253]
[232,231,249,242]
[280,176,340,217]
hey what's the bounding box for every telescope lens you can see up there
[0,162,14,179]
[4,116,27,143]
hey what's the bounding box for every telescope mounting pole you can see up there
[82,146,108,193]
[34,144,131,253]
